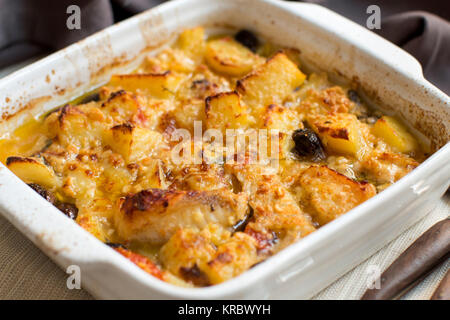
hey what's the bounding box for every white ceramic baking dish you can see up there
[0,0,449,299]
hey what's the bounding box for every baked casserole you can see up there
[0,27,428,287]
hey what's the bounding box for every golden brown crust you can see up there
[360,151,419,185]
[6,156,39,166]
[116,188,249,244]
[111,123,134,134]
[299,86,354,114]
[295,166,376,225]
[159,228,215,285]
[204,91,239,117]
[317,125,350,140]
[227,164,316,252]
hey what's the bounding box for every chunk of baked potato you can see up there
[105,124,166,163]
[160,228,258,285]
[101,90,142,124]
[172,99,206,133]
[109,72,183,99]
[61,166,97,200]
[159,228,216,286]
[202,232,258,284]
[237,52,306,108]
[372,116,418,153]
[100,165,135,196]
[299,86,354,115]
[262,104,301,132]
[205,91,249,132]
[308,113,365,159]
[176,27,206,61]
[50,104,105,149]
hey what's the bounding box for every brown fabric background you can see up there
[0,0,449,93]
[300,0,450,95]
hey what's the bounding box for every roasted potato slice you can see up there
[6,156,59,189]
[205,37,261,77]
[176,27,206,61]
[372,116,418,153]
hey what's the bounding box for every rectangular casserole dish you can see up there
[0,0,449,299]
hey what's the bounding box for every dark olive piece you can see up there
[179,264,210,286]
[28,183,56,204]
[292,128,325,161]
[234,29,259,52]
[347,89,361,104]
[56,202,78,220]
[78,92,100,105]
[232,206,254,232]
[27,183,79,220]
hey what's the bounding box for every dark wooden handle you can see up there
[431,269,450,300]
[361,218,450,300]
